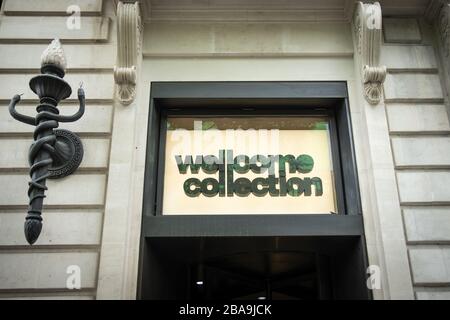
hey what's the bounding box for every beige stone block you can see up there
[397,171,450,203]
[392,136,450,167]
[384,73,444,101]
[0,251,98,289]
[381,45,437,70]
[409,247,450,284]
[96,242,125,299]
[0,73,114,101]
[383,18,422,43]
[3,0,103,15]
[144,23,214,54]
[282,23,353,55]
[0,210,103,246]
[416,290,450,300]
[404,208,450,242]
[0,138,110,169]
[143,57,355,81]
[214,23,283,53]
[362,102,396,168]
[143,22,353,56]
[100,163,133,243]
[0,104,113,134]
[0,44,115,70]
[0,16,110,42]
[386,104,450,133]
[0,174,106,206]
[383,241,416,299]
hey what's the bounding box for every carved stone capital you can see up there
[353,2,386,105]
[114,1,142,105]
[363,65,387,104]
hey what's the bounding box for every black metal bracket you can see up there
[8,59,85,245]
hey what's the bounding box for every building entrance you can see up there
[191,251,323,300]
[138,82,371,300]
[140,236,369,300]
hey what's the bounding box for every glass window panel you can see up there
[163,116,337,215]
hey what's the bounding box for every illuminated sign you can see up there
[162,117,337,215]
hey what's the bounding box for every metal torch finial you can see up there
[41,38,67,72]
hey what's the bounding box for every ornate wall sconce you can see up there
[8,39,85,245]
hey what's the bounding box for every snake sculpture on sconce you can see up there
[8,39,85,245]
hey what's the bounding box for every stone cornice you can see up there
[353,1,386,105]
[134,0,432,23]
[144,0,350,22]
[114,1,142,105]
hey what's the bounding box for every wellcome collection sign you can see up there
[162,117,337,215]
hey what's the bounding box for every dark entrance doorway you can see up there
[140,236,369,300]
[193,251,322,300]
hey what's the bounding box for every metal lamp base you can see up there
[48,129,83,179]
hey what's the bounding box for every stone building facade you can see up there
[0,0,449,300]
